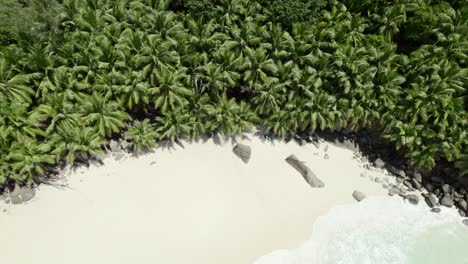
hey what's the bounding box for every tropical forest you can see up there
[0,0,466,187]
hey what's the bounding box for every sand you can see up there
[0,134,396,264]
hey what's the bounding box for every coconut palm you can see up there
[0,59,34,104]
[48,122,106,163]
[149,66,191,113]
[125,119,159,153]
[80,92,131,137]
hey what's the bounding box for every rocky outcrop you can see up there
[232,143,252,164]
[285,154,325,188]
[352,190,366,202]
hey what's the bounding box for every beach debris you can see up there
[285,154,325,188]
[405,194,419,205]
[233,143,252,164]
[431,207,441,213]
[423,193,438,208]
[324,154,329,159]
[374,158,385,169]
[440,195,454,207]
[352,190,366,202]
[5,185,36,205]
[463,219,468,226]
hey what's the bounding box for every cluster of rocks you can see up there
[0,185,36,205]
[109,139,131,160]
[369,158,468,217]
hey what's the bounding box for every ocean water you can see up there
[255,197,468,264]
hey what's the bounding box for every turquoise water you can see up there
[255,197,468,264]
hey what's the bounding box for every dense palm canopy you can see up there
[0,0,466,185]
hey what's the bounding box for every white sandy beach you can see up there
[0,135,401,264]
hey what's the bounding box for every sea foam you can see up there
[254,197,468,264]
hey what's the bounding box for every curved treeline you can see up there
[0,0,466,185]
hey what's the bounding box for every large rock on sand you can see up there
[6,185,36,205]
[233,143,252,164]
[285,154,324,188]
[405,194,419,205]
[352,190,366,202]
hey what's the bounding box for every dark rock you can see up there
[431,208,441,213]
[442,184,451,193]
[432,176,444,183]
[352,190,366,202]
[434,189,441,196]
[423,182,435,192]
[233,143,252,164]
[411,178,422,189]
[440,195,454,207]
[424,194,438,208]
[403,180,413,188]
[396,178,403,183]
[374,158,385,169]
[285,154,325,188]
[405,194,419,205]
[459,209,466,217]
[458,199,467,212]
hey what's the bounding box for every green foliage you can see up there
[126,119,159,153]
[0,0,466,185]
[259,0,330,27]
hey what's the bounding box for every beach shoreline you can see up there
[0,134,462,264]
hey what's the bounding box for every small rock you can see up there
[440,195,454,207]
[150,161,156,165]
[463,219,468,226]
[360,173,366,178]
[405,194,419,205]
[324,145,329,152]
[382,183,389,189]
[352,190,366,202]
[324,154,329,159]
[424,194,438,208]
[458,199,467,212]
[423,182,435,192]
[109,139,120,152]
[459,209,466,217]
[312,141,320,149]
[299,139,307,146]
[396,178,403,183]
[374,158,385,169]
[431,208,441,213]
[403,180,413,188]
[414,172,422,183]
[120,140,130,151]
[388,188,397,196]
[114,152,126,161]
[370,176,374,181]
[442,184,451,193]
[233,143,252,164]
[411,178,422,189]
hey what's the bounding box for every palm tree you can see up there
[136,34,180,78]
[186,92,215,139]
[156,110,191,142]
[7,138,56,183]
[149,66,191,113]
[48,122,106,163]
[243,48,278,91]
[0,59,34,104]
[125,119,159,153]
[80,92,131,137]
